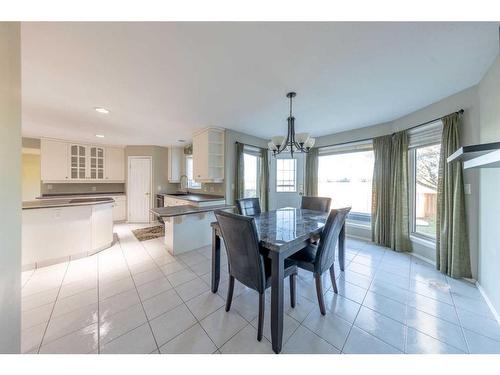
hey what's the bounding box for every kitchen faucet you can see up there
[180,174,189,194]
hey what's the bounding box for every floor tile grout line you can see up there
[97,248,101,354]
[339,248,374,353]
[448,285,471,354]
[118,225,162,353]
[36,261,70,354]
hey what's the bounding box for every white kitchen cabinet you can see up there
[41,139,70,182]
[105,147,125,182]
[111,195,127,221]
[192,127,224,183]
[41,138,125,183]
[168,146,184,182]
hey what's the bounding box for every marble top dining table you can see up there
[210,207,346,353]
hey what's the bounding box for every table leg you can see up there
[211,227,220,293]
[270,251,284,354]
[339,223,346,271]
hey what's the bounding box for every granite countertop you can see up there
[23,197,115,210]
[160,192,225,203]
[151,204,234,218]
[38,192,125,199]
[211,207,329,252]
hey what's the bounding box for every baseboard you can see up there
[409,252,435,266]
[475,281,500,325]
[346,233,371,242]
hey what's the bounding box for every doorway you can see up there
[269,153,305,209]
[127,156,152,223]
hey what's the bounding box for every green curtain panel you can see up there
[390,131,411,251]
[436,113,472,278]
[305,147,319,196]
[371,135,393,247]
[259,148,269,211]
[234,142,245,204]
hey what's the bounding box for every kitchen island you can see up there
[151,202,233,255]
[22,197,114,269]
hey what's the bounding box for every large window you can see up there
[318,149,374,224]
[276,158,297,192]
[411,143,440,239]
[186,155,201,189]
[243,152,260,198]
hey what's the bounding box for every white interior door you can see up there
[128,157,152,223]
[269,153,305,210]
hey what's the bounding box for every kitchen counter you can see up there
[151,204,233,218]
[23,197,115,210]
[159,192,225,203]
[38,192,125,198]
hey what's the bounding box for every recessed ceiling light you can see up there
[177,139,186,143]
[95,134,105,138]
[94,107,110,114]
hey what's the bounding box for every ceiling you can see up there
[21,22,499,146]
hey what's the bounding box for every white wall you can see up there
[478,54,500,314]
[0,22,22,353]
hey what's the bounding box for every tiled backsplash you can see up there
[41,183,125,196]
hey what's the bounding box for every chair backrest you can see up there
[214,210,265,293]
[314,207,351,273]
[301,196,332,212]
[236,197,262,216]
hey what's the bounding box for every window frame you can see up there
[318,143,374,227]
[276,158,297,193]
[242,147,261,199]
[185,155,202,190]
[409,142,440,243]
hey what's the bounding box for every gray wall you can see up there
[0,22,21,353]
[224,129,269,205]
[315,85,481,276]
[478,54,500,314]
[124,146,179,216]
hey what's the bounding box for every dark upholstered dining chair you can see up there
[289,207,351,315]
[214,210,297,341]
[236,197,262,216]
[301,196,332,212]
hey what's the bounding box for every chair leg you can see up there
[314,273,326,315]
[225,275,235,312]
[329,265,338,294]
[257,292,265,341]
[289,273,296,308]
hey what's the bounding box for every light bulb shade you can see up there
[305,137,315,148]
[268,141,277,151]
[271,136,286,149]
[295,133,310,145]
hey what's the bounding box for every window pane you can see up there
[243,153,259,198]
[276,158,296,192]
[186,156,201,189]
[318,150,374,222]
[415,144,440,238]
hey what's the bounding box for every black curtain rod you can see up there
[319,109,464,149]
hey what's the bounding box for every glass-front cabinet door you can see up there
[90,146,105,180]
[70,144,87,180]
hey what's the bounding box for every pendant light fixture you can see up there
[268,92,315,157]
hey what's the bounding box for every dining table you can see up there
[210,207,346,354]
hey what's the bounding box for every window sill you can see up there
[410,234,436,249]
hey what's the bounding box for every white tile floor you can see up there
[21,223,500,354]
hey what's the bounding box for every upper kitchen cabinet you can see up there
[41,138,125,183]
[105,147,125,181]
[192,128,225,183]
[168,146,184,183]
[41,139,70,181]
